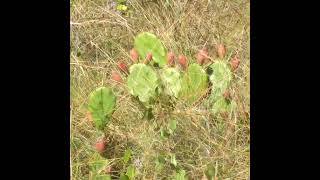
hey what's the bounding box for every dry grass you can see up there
[71,0,249,179]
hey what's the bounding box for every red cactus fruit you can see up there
[196,48,209,65]
[166,51,175,66]
[105,166,112,173]
[223,90,231,100]
[178,55,187,69]
[230,56,240,71]
[117,62,128,73]
[217,44,226,58]
[111,71,122,83]
[129,48,138,62]
[95,138,106,153]
[144,52,152,64]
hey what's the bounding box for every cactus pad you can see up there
[134,32,166,67]
[88,87,116,130]
[211,97,235,115]
[179,63,208,104]
[89,153,111,179]
[160,67,182,98]
[209,61,232,100]
[208,61,236,115]
[127,63,160,105]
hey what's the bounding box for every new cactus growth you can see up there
[88,87,116,131]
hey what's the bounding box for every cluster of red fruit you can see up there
[96,45,241,170]
[111,44,240,83]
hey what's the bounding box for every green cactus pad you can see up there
[209,61,232,101]
[160,67,182,98]
[127,63,160,105]
[211,97,235,114]
[88,87,116,130]
[134,32,166,67]
[175,169,187,180]
[93,175,111,180]
[89,153,111,179]
[179,63,208,104]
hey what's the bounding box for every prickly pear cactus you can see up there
[134,32,166,67]
[209,61,232,100]
[126,63,160,106]
[179,63,208,104]
[88,87,116,130]
[208,61,235,114]
[160,67,182,98]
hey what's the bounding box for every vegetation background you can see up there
[71,0,249,179]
